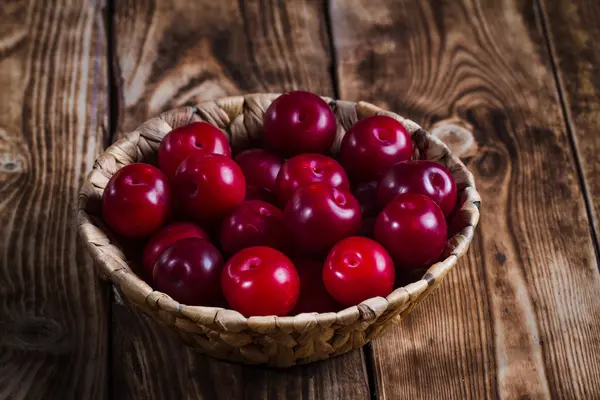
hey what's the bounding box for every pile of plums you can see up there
[101,91,456,317]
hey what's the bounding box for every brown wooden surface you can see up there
[2,0,600,398]
[540,0,600,248]
[0,1,109,399]
[114,0,335,136]
[331,0,600,399]
[110,1,370,399]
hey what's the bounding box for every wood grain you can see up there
[538,0,600,250]
[331,0,600,398]
[111,1,370,399]
[114,0,333,135]
[0,0,109,399]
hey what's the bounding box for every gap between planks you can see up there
[104,0,117,399]
[534,0,600,267]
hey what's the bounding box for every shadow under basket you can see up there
[77,94,481,368]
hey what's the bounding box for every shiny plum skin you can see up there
[323,236,395,306]
[153,238,224,306]
[102,163,172,238]
[235,148,283,194]
[221,246,300,317]
[172,153,246,222]
[263,91,336,156]
[275,153,349,207]
[374,193,447,270]
[158,122,231,180]
[219,201,287,255]
[377,160,457,216]
[142,222,209,279]
[284,183,361,256]
[338,115,412,182]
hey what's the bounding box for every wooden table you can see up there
[2,0,600,398]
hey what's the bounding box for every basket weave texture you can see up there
[77,94,480,367]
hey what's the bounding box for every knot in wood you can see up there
[6,317,67,353]
[0,127,26,174]
[475,147,507,179]
[0,154,21,173]
[430,117,478,160]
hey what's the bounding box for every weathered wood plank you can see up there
[0,1,109,399]
[539,0,600,250]
[331,0,600,398]
[114,0,334,135]
[111,1,370,399]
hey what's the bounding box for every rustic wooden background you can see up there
[1,0,600,399]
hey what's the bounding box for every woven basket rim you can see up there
[77,93,481,330]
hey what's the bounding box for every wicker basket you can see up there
[77,93,480,367]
